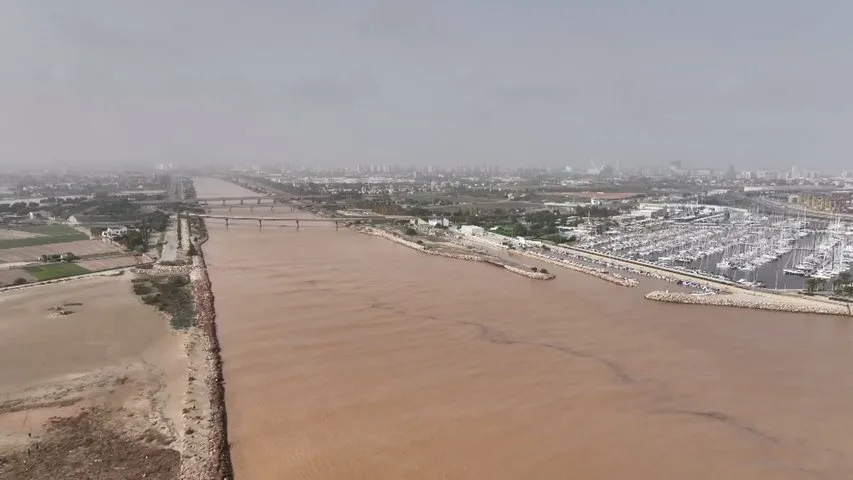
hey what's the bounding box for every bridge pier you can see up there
[240,199,245,205]
[258,219,263,229]
[225,218,230,228]
[290,204,294,212]
[257,198,261,205]
[249,206,254,213]
[295,220,300,230]
[221,199,226,206]
[228,206,233,213]
[270,205,274,212]
[335,220,339,230]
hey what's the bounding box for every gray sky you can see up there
[1,1,851,171]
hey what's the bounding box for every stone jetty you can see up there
[520,251,637,287]
[645,291,851,316]
[355,226,554,280]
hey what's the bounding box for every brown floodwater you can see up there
[195,178,853,480]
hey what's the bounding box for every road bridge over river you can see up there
[756,197,853,222]
[185,213,413,229]
[134,195,333,207]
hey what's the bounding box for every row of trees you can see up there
[40,252,78,263]
[804,271,853,297]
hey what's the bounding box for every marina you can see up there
[575,205,853,290]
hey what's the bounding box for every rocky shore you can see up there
[501,263,555,280]
[180,234,233,479]
[519,251,637,287]
[354,226,554,280]
[645,291,851,316]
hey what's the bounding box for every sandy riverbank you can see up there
[353,226,554,280]
[0,275,185,479]
[0,228,234,480]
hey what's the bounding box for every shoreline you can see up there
[353,225,554,280]
[513,250,638,287]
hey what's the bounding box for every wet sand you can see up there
[0,275,185,479]
[196,177,853,480]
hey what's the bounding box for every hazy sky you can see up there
[1,1,851,171]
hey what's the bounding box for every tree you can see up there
[12,277,28,286]
[837,271,852,286]
[805,278,819,294]
[844,285,853,298]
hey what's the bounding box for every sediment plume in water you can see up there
[194,177,853,480]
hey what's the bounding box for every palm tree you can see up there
[805,278,819,294]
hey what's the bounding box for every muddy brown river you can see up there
[195,177,853,479]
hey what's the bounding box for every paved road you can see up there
[159,214,180,262]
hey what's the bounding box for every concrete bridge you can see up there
[756,198,853,222]
[185,213,412,229]
[192,196,284,205]
[204,202,354,214]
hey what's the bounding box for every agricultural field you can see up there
[0,226,88,249]
[0,239,119,263]
[0,268,36,287]
[77,255,143,271]
[23,263,90,281]
[0,230,42,241]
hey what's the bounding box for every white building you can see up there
[458,225,485,236]
[102,226,129,239]
[631,204,667,218]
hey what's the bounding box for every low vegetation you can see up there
[24,263,90,281]
[0,226,88,249]
[0,408,179,480]
[40,252,78,263]
[132,274,194,329]
[188,215,208,243]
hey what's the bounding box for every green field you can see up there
[0,226,88,249]
[23,263,90,281]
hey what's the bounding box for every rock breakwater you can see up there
[502,264,555,280]
[181,239,233,479]
[645,291,851,316]
[354,226,554,280]
[521,251,637,287]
